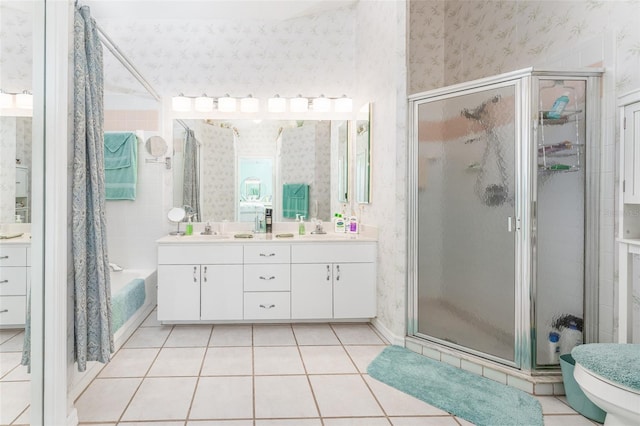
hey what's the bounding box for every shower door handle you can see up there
[508,216,513,232]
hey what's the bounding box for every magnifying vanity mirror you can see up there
[172,119,350,223]
[145,135,168,157]
[167,206,186,235]
[355,103,371,204]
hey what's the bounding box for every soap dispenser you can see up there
[298,215,306,235]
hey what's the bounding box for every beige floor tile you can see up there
[0,381,30,424]
[165,324,212,347]
[364,375,449,416]
[536,396,579,414]
[543,414,598,425]
[209,325,253,347]
[254,375,319,418]
[254,346,305,375]
[186,421,253,426]
[0,332,24,352]
[292,324,340,345]
[0,328,22,345]
[201,346,253,376]
[256,420,321,426]
[118,423,181,426]
[309,374,384,417]
[344,345,387,373]
[0,351,22,377]
[323,418,391,425]
[79,423,116,426]
[1,362,29,381]
[75,378,141,423]
[299,345,358,374]
[121,377,197,421]
[253,324,296,346]
[189,376,253,419]
[139,309,163,327]
[98,348,159,378]
[331,324,385,345]
[147,347,206,377]
[390,417,459,426]
[123,325,172,348]
[454,417,475,426]
[12,406,29,425]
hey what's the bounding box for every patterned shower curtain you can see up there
[183,129,201,221]
[71,5,113,372]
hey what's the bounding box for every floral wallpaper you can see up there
[408,0,444,93]
[0,117,17,223]
[0,2,33,93]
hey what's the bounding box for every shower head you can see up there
[461,95,502,121]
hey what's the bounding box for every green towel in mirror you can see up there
[282,183,309,218]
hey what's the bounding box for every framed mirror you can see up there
[172,119,347,223]
[335,120,349,203]
[355,103,371,204]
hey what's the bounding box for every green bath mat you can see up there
[367,346,543,426]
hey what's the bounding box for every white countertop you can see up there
[157,231,377,244]
[0,233,31,245]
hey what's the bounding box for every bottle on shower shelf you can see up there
[547,92,570,119]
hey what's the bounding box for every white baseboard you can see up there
[371,318,405,346]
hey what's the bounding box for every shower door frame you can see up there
[407,67,602,373]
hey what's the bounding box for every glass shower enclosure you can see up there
[408,68,602,372]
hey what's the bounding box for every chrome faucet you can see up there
[311,220,326,234]
[201,221,214,235]
[254,212,265,233]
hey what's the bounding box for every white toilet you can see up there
[572,344,640,426]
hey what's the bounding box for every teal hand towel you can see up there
[282,183,309,218]
[104,132,137,200]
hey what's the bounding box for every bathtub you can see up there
[110,268,157,349]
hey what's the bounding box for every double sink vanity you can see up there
[156,229,377,323]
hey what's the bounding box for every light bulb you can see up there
[218,95,237,112]
[0,90,13,108]
[313,95,331,112]
[240,95,260,113]
[290,95,309,113]
[334,95,353,113]
[267,95,287,113]
[172,94,191,112]
[15,91,32,109]
[194,94,213,112]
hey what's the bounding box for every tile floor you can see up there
[0,309,601,425]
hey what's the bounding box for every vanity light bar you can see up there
[0,89,33,109]
[171,93,353,113]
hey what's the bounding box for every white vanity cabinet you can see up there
[0,244,30,328]
[157,244,243,321]
[243,244,291,320]
[291,243,376,320]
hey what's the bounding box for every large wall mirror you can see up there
[355,103,371,204]
[0,115,32,223]
[172,119,348,223]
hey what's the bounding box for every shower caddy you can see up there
[408,67,603,374]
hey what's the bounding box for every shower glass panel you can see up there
[416,83,517,363]
[534,79,587,367]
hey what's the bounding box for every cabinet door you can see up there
[157,265,201,321]
[291,263,332,319]
[201,264,243,320]
[624,101,640,203]
[333,263,376,319]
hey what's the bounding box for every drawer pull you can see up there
[259,276,275,281]
[259,304,276,309]
[326,265,331,281]
[193,266,198,283]
[335,265,341,281]
[259,253,276,257]
[0,309,8,314]
[0,256,8,260]
[0,280,8,284]
[203,266,208,283]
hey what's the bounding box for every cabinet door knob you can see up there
[326,265,331,281]
[193,266,198,283]
[259,276,275,280]
[259,253,275,257]
[203,266,208,282]
[0,309,8,314]
[259,304,275,309]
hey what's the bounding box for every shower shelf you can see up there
[539,109,583,125]
[538,164,581,172]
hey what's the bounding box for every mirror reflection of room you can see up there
[172,119,341,224]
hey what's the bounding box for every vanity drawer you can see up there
[244,292,290,320]
[0,296,26,326]
[292,243,376,263]
[0,247,28,267]
[244,264,290,292]
[244,245,290,264]
[158,245,243,265]
[0,267,27,296]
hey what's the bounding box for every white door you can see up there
[624,101,640,203]
[157,265,200,321]
[291,263,333,319]
[333,263,376,319]
[201,264,243,320]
